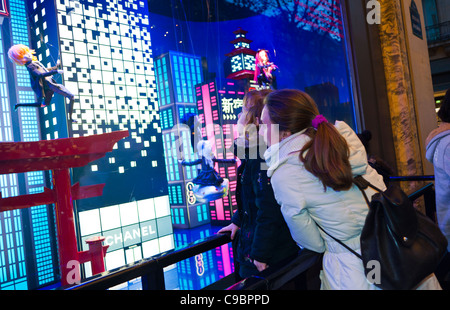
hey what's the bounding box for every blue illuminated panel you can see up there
[0,0,57,290]
[25,0,175,273]
[171,52,202,104]
[163,132,181,182]
[49,0,169,209]
[0,33,24,285]
[154,51,209,228]
[173,228,232,290]
[0,210,27,290]
[155,51,202,107]
[0,31,12,143]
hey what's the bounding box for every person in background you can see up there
[260,89,442,289]
[218,89,299,279]
[426,88,450,287]
[357,129,395,186]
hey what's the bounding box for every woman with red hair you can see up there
[254,49,277,89]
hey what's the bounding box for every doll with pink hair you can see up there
[254,49,278,89]
[8,44,76,122]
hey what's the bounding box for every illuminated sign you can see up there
[195,254,205,276]
[104,222,157,249]
[186,181,196,205]
[78,196,174,273]
[37,0,169,211]
[230,54,255,73]
[221,97,243,121]
[225,28,256,80]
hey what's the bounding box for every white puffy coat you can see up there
[265,121,441,290]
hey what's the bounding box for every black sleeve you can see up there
[249,161,285,263]
[27,63,58,78]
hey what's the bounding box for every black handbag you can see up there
[318,176,448,290]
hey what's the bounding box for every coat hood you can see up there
[425,123,450,164]
[265,121,368,177]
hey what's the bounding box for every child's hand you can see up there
[217,223,239,240]
[253,260,268,272]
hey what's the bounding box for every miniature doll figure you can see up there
[7,44,76,122]
[254,49,278,89]
[181,140,236,203]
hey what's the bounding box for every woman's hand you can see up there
[217,223,239,240]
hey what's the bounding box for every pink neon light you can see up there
[218,90,226,94]
[202,84,215,144]
[215,196,224,220]
[201,83,225,220]
[221,243,232,275]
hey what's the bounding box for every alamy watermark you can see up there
[169,122,280,171]
[367,0,381,25]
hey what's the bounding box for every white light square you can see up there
[154,195,170,218]
[142,239,160,258]
[105,249,125,271]
[79,209,101,236]
[158,235,175,253]
[137,198,155,221]
[119,201,139,226]
[100,205,121,231]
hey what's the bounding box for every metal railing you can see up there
[227,250,322,290]
[389,175,436,221]
[426,21,450,44]
[65,233,232,290]
[65,175,438,291]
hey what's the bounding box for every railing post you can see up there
[423,186,437,221]
[141,268,165,290]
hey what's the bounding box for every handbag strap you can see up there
[316,225,362,260]
[352,175,382,207]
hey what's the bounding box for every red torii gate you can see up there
[0,130,129,286]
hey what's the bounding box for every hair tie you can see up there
[312,114,328,129]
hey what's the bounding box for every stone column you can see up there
[377,0,427,192]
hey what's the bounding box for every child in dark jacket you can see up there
[218,89,299,278]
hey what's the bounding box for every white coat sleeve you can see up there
[270,166,326,253]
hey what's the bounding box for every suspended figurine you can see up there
[254,49,278,89]
[7,44,76,122]
[181,140,236,203]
